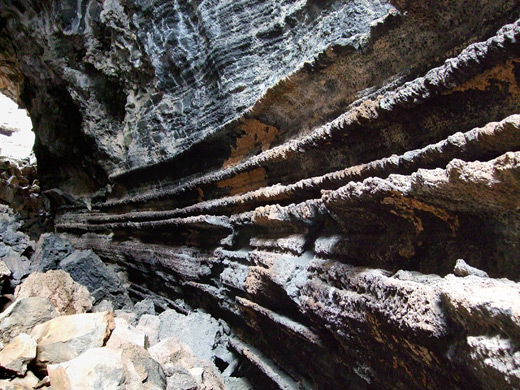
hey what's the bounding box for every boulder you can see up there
[1,228,33,256]
[15,270,93,315]
[30,311,115,370]
[0,370,39,390]
[30,233,73,273]
[2,251,31,288]
[0,297,58,344]
[48,347,125,390]
[134,298,156,321]
[48,346,166,390]
[149,337,224,390]
[106,318,148,349]
[59,250,132,309]
[121,344,167,390]
[0,333,37,375]
[158,310,223,361]
[136,315,160,347]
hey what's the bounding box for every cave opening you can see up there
[0,92,34,162]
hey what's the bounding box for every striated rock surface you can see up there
[1,0,520,388]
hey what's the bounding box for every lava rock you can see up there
[134,298,156,322]
[1,250,31,288]
[0,370,39,390]
[14,270,93,315]
[59,250,132,309]
[30,311,115,371]
[0,333,37,375]
[0,297,58,345]
[157,310,223,362]
[106,317,148,349]
[0,260,11,288]
[31,233,74,273]
[48,346,166,390]
[454,259,489,278]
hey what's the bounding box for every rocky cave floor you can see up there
[0,201,253,390]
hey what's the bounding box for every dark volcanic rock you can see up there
[59,250,132,309]
[31,233,74,273]
[1,0,520,389]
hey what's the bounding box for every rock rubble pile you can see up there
[0,205,252,390]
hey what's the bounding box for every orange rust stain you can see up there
[382,192,459,236]
[196,187,204,202]
[217,167,267,196]
[443,58,520,99]
[223,119,278,168]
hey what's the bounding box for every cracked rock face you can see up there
[1,0,520,389]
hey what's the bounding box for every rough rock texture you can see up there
[59,250,132,309]
[1,0,520,389]
[14,270,93,315]
[0,370,39,390]
[30,310,115,371]
[47,346,166,390]
[31,234,74,273]
[0,333,37,375]
[106,317,147,349]
[0,297,58,345]
[149,337,225,390]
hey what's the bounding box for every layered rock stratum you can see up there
[1,0,520,389]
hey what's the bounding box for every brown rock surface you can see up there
[0,333,36,375]
[30,311,115,371]
[47,346,166,390]
[15,270,92,315]
[0,370,39,390]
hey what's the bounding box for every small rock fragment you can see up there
[454,259,489,278]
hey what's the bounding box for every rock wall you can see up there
[1,0,520,388]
